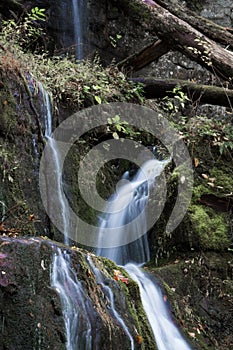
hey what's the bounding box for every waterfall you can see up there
[51,249,92,350]
[40,85,93,349]
[124,264,191,350]
[40,84,70,245]
[87,256,134,350]
[96,158,169,265]
[96,158,192,350]
[72,0,87,60]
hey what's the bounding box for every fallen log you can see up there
[155,0,233,50]
[113,0,233,82]
[131,77,233,107]
[117,39,169,72]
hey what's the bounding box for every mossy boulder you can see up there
[0,236,157,349]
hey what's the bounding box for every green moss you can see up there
[0,86,17,137]
[189,205,229,250]
[209,168,233,194]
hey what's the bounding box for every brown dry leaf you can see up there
[136,335,143,344]
[188,332,196,338]
[207,182,215,187]
[29,214,35,221]
[194,158,199,167]
[201,174,209,179]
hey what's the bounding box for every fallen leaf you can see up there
[201,174,209,179]
[188,332,196,338]
[194,158,199,167]
[29,214,35,221]
[136,335,143,344]
[41,260,46,271]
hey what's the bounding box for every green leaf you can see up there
[94,95,102,104]
[112,132,119,139]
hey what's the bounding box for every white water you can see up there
[40,85,70,245]
[72,0,87,60]
[97,159,169,265]
[125,264,191,350]
[51,249,92,350]
[87,256,134,350]
[96,158,192,350]
[40,86,93,349]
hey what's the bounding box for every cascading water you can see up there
[124,264,191,350]
[51,248,92,350]
[72,0,87,60]
[97,159,169,265]
[87,256,134,350]
[40,85,70,245]
[40,85,94,349]
[96,158,192,350]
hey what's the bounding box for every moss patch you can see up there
[189,205,229,250]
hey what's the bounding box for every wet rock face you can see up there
[154,252,233,350]
[0,237,65,349]
[0,237,157,350]
[200,0,233,27]
[0,70,49,236]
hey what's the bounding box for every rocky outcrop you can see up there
[0,236,156,349]
[153,251,233,350]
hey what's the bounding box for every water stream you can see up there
[51,248,92,350]
[40,85,70,245]
[72,0,85,60]
[96,159,192,350]
[87,256,134,350]
[40,86,94,349]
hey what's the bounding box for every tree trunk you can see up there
[155,0,233,50]
[117,39,169,72]
[114,0,233,82]
[131,77,233,108]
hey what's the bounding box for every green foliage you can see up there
[160,85,190,115]
[107,114,140,139]
[187,115,233,156]
[32,57,144,108]
[160,87,233,158]
[109,34,122,48]
[1,7,46,51]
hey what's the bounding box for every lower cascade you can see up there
[51,249,93,350]
[124,264,191,350]
[50,155,192,349]
[97,158,191,350]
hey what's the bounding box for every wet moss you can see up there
[0,84,17,138]
[189,205,229,250]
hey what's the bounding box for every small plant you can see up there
[107,114,140,140]
[160,85,190,116]
[109,34,122,48]
[187,115,233,156]
[1,7,46,52]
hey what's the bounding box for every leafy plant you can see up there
[107,114,140,139]
[160,85,190,115]
[187,115,233,156]
[1,7,46,51]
